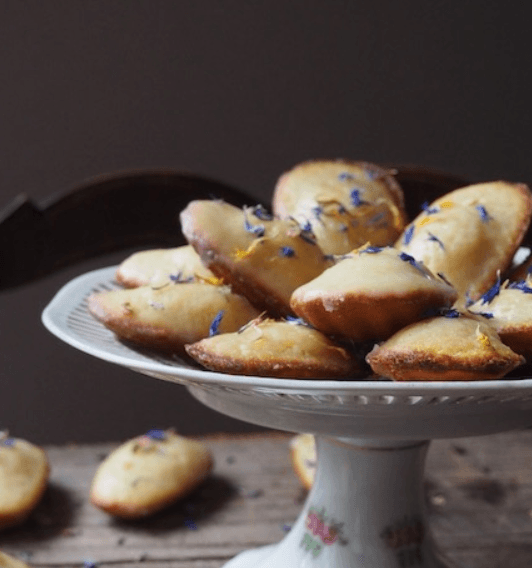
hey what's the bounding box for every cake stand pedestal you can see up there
[42,267,532,568]
[223,437,441,568]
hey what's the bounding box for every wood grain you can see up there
[1,430,532,567]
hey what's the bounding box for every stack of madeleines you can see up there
[89,159,532,381]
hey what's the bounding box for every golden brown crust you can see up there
[185,319,364,379]
[88,282,260,354]
[291,289,455,343]
[366,314,524,381]
[290,246,457,342]
[367,349,521,381]
[185,348,356,378]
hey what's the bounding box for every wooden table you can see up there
[1,430,532,567]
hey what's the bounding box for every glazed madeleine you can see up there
[90,429,213,519]
[290,245,457,342]
[366,311,524,381]
[180,200,331,317]
[396,181,532,304]
[186,317,364,379]
[88,281,260,353]
[468,275,532,360]
[272,159,407,255]
[116,245,215,288]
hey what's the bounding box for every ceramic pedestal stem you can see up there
[224,436,454,568]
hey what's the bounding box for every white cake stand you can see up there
[42,267,532,568]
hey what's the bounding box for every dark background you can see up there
[1,1,531,444]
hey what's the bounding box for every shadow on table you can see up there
[0,482,77,542]
[108,474,237,534]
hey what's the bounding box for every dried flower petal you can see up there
[359,246,383,254]
[0,431,15,448]
[209,310,225,336]
[279,246,295,257]
[146,429,167,440]
[442,308,460,318]
[476,204,492,223]
[169,272,194,284]
[285,316,312,327]
[312,205,323,218]
[476,311,494,319]
[403,225,415,245]
[427,232,445,250]
[399,252,428,275]
[251,204,273,221]
[243,215,265,238]
[350,188,367,207]
[338,172,355,181]
[421,201,439,215]
[508,280,532,294]
[480,275,501,305]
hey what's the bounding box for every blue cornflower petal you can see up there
[421,201,439,215]
[285,316,310,327]
[359,246,383,254]
[427,232,445,250]
[508,280,532,293]
[480,277,501,305]
[251,204,273,221]
[312,205,323,218]
[146,429,167,440]
[442,308,460,318]
[477,311,494,319]
[399,252,426,273]
[338,172,354,181]
[350,188,368,207]
[279,246,295,257]
[300,219,312,233]
[209,310,225,336]
[244,217,265,237]
[476,204,492,223]
[403,225,415,245]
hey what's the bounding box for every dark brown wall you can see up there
[1,1,531,443]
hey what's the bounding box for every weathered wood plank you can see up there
[1,431,532,567]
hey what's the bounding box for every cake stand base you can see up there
[43,266,532,568]
[223,436,456,568]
